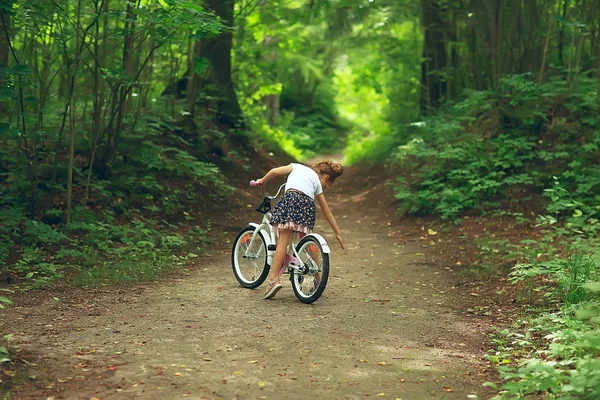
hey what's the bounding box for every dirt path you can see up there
[2,168,494,400]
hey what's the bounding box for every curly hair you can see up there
[311,160,344,184]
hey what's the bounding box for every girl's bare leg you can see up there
[268,228,293,282]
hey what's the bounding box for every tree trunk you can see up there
[262,35,280,125]
[0,8,10,115]
[186,39,201,117]
[489,0,505,89]
[558,0,569,65]
[539,7,556,83]
[199,0,244,129]
[86,0,108,205]
[67,0,83,223]
[112,0,137,161]
[92,0,108,141]
[419,0,448,113]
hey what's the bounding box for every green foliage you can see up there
[234,0,420,161]
[486,177,600,398]
[0,102,225,286]
[488,299,600,399]
[389,74,600,221]
[0,290,12,310]
[0,334,12,365]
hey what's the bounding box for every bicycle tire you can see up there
[291,236,329,304]
[231,226,270,289]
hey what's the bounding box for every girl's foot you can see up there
[280,254,299,274]
[264,278,282,299]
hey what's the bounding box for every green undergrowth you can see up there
[479,184,600,398]
[389,73,599,221]
[0,106,233,289]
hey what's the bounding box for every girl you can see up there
[254,160,345,299]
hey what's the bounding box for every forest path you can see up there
[4,165,493,400]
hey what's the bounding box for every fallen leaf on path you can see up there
[378,362,388,366]
[377,394,386,397]
[203,358,212,361]
[258,380,265,387]
[427,229,437,235]
[249,360,258,364]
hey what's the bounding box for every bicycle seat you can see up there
[256,197,272,214]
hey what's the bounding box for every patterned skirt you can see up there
[270,190,316,234]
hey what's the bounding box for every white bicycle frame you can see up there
[245,183,330,273]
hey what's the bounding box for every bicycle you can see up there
[231,181,331,304]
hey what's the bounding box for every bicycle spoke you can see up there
[232,228,268,288]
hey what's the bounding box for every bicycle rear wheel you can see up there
[290,236,329,304]
[231,226,270,288]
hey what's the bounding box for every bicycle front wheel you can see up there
[291,236,329,304]
[231,226,270,288]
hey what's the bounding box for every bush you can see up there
[389,74,600,221]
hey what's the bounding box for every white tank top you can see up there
[285,163,323,200]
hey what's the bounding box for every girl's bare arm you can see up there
[316,193,344,249]
[258,164,293,185]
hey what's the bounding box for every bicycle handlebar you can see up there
[250,180,286,200]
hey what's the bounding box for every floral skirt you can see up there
[270,190,316,234]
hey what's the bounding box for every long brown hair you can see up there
[311,160,344,184]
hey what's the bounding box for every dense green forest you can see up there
[1,0,599,398]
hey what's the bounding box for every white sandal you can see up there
[264,278,282,299]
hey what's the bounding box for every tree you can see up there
[201,0,244,129]
[420,0,450,113]
[0,1,13,115]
